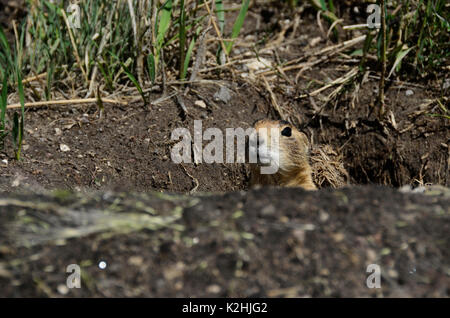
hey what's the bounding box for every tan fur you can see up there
[250,119,317,190]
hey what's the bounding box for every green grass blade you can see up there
[0,27,11,57]
[122,62,146,104]
[0,27,13,70]
[147,54,156,84]
[225,0,250,55]
[17,71,25,115]
[388,46,413,78]
[215,0,225,34]
[179,0,186,79]
[328,0,335,13]
[0,74,7,130]
[15,69,25,160]
[110,51,146,105]
[45,62,55,100]
[156,0,173,55]
[97,62,114,91]
[153,0,173,72]
[12,112,19,148]
[182,28,200,80]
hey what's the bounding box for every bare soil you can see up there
[1,83,269,193]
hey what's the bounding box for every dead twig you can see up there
[61,9,89,84]
[175,93,188,117]
[7,98,127,109]
[262,75,284,120]
[181,165,199,194]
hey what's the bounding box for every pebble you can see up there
[245,57,272,72]
[261,204,276,216]
[206,284,222,294]
[214,86,232,103]
[405,89,414,96]
[194,100,207,109]
[443,79,450,90]
[60,144,70,152]
[57,284,69,295]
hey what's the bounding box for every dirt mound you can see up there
[1,78,448,195]
[1,83,269,193]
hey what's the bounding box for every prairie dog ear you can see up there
[298,131,310,145]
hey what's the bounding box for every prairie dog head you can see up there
[249,119,316,190]
[249,119,310,174]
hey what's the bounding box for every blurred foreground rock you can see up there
[0,186,448,297]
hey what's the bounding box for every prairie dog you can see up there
[249,119,317,190]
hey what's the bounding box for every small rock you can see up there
[261,204,276,216]
[55,128,62,136]
[12,175,26,187]
[214,86,232,103]
[245,57,272,72]
[206,284,222,294]
[80,113,90,124]
[366,249,377,262]
[319,211,329,222]
[1,159,7,165]
[332,232,345,242]
[388,269,399,278]
[163,262,185,281]
[309,36,322,47]
[0,264,12,278]
[60,144,70,152]
[405,89,414,96]
[194,100,207,109]
[285,86,294,96]
[63,123,76,130]
[57,284,69,295]
[320,268,330,276]
[293,229,305,242]
[44,265,55,272]
[128,256,144,267]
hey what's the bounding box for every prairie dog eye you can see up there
[281,126,292,137]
